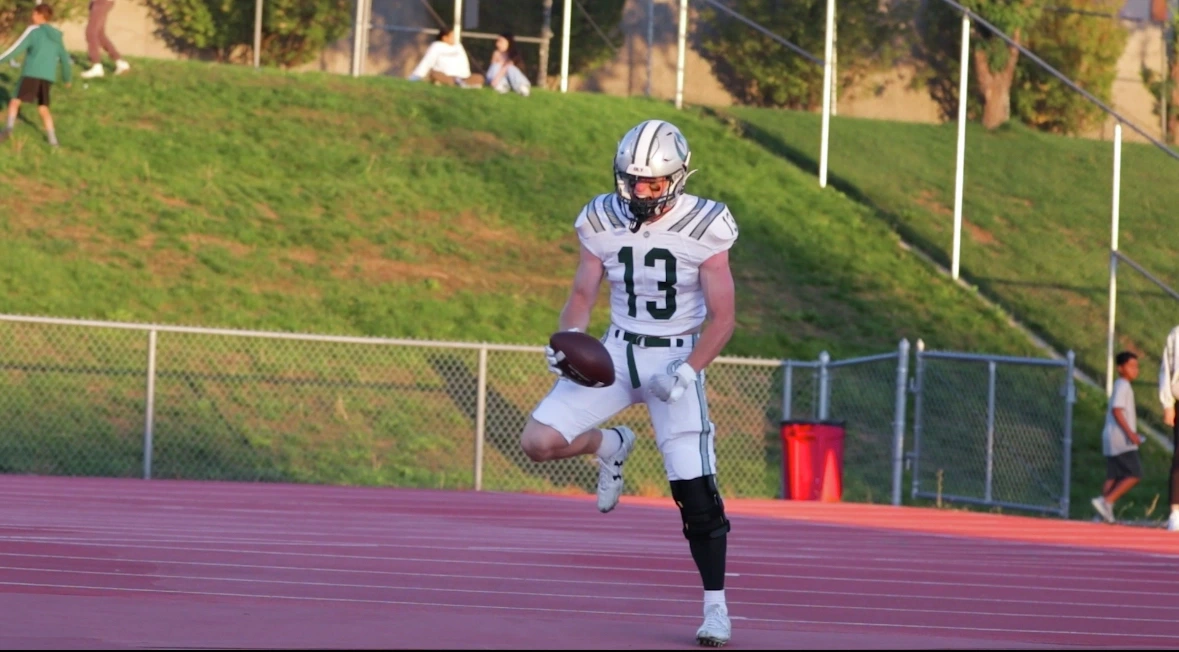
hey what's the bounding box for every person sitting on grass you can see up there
[407,26,484,89]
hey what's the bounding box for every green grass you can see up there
[0,58,1168,521]
[723,106,1177,522]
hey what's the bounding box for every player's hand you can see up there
[1165,407,1175,427]
[650,361,697,403]
[545,327,580,378]
[545,344,566,377]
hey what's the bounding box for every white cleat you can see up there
[596,426,636,513]
[80,63,104,79]
[1167,513,1179,532]
[114,59,131,75]
[696,603,731,647]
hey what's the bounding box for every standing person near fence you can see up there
[519,119,739,647]
[1157,325,1179,532]
[1091,351,1143,524]
[79,0,130,79]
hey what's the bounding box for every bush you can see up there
[694,0,901,111]
[917,0,1126,133]
[1013,0,1127,134]
[143,0,353,69]
[1,0,88,39]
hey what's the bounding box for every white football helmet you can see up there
[614,119,695,231]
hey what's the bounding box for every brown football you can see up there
[549,331,615,388]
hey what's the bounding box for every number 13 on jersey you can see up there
[619,246,677,320]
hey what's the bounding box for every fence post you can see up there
[675,0,688,109]
[1061,350,1076,518]
[143,329,158,480]
[351,0,365,77]
[646,0,654,98]
[985,359,996,503]
[910,339,926,498]
[474,345,488,491]
[559,0,572,93]
[538,0,553,88]
[781,360,793,422]
[819,0,835,187]
[818,351,830,420]
[951,12,970,280]
[891,339,910,506]
[1105,122,1123,396]
[253,0,263,69]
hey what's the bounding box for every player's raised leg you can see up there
[523,362,639,513]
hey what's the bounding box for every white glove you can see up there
[649,361,698,403]
[545,327,580,378]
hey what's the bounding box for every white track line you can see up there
[1,551,1167,612]
[2,533,1174,586]
[4,522,1173,572]
[2,539,1176,597]
[2,580,1177,642]
[2,565,1173,626]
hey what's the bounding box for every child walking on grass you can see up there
[0,3,73,148]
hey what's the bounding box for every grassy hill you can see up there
[0,58,1170,521]
[724,108,1179,426]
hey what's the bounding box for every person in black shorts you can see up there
[0,3,73,147]
[1091,351,1144,524]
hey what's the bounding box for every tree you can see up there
[694,0,901,110]
[1140,12,1178,142]
[961,0,1041,129]
[919,0,1124,133]
[1013,0,1127,135]
[143,0,353,69]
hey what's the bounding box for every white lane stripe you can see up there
[2,580,1177,641]
[1,565,1174,626]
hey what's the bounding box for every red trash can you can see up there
[781,420,846,501]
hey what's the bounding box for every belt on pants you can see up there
[611,327,688,348]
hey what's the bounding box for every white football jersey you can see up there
[574,192,738,337]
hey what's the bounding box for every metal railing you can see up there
[909,340,1076,517]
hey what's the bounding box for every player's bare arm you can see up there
[684,250,736,374]
[558,243,605,333]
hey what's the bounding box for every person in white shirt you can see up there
[1157,325,1179,531]
[1091,351,1144,524]
[407,27,484,88]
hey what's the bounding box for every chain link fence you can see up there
[1,314,1076,515]
[782,343,910,506]
[910,341,1076,517]
[0,314,788,499]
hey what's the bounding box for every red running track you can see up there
[0,474,1176,649]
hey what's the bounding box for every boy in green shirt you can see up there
[0,3,73,147]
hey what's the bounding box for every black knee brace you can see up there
[670,475,731,541]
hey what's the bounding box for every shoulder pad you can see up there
[575,193,629,238]
[669,199,737,253]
